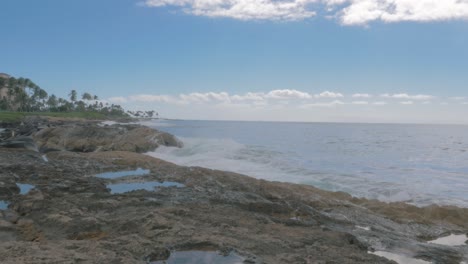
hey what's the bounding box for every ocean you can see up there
[144,120,468,208]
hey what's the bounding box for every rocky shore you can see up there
[1,116,467,263]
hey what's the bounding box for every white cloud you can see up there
[352,93,372,98]
[123,90,345,105]
[180,92,231,103]
[315,91,344,98]
[143,0,317,21]
[381,93,435,101]
[142,0,468,24]
[300,100,345,108]
[108,96,128,103]
[129,94,174,103]
[333,0,468,25]
[266,89,312,99]
[352,101,368,105]
[373,101,387,105]
[450,96,466,101]
[400,101,414,105]
[110,90,465,111]
[231,92,265,101]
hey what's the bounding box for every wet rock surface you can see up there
[0,118,467,263]
[33,123,182,153]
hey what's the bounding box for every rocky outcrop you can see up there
[1,116,182,153]
[32,123,182,153]
[1,120,467,263]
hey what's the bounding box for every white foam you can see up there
[142,120,468,208]
[378,190,413,203]
[146,137,293,183]
[99,121,118,126]
[369,251,430,264]
[428,234,468,246]
[356,226,371,231]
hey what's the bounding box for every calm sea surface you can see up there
[144,120,468,207]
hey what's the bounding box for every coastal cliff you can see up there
[0,117,467,263]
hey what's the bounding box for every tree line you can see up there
[0,76,127,117]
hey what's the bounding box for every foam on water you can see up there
[428,234,468,246]
[145,120,468,207]
[356,226,371,231]
[148,137,293,183]
[369,251,430,264]
[99,121,119,126]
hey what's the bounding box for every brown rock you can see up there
[33,124,182,153]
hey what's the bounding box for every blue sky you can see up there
[1,0,468,123]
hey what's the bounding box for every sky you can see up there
[1,0,468,123]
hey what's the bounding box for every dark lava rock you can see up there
[0,137,38,151]
[145,248,171,262]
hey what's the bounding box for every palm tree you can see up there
[47,95,58,111]
[82,92,92,101]
[69,90,77,102]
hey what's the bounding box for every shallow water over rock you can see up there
[17,183,35,195]
[150,251,244,264]
[95,168,150,179]
[107,181,184,194]
[0,200,9,210]
[369,251,430,264]
[428,234,468,246]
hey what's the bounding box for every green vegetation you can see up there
[0,111,108,122]
[0,112,27,122]
[0,75,128,119]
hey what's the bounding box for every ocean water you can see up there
[145,120,468,207]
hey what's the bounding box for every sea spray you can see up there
[145,120,468,207]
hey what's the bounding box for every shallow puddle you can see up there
[99,121,118,126]
[17,183,35,195]
[151,251,244,264]
[428,234,468,246]
[107,181,184,194]
[369,251,430,264]
[95,168,150,179]
[0,200,9,210]
[356,226,371,231]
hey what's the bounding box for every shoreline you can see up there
[0,116,467,263]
